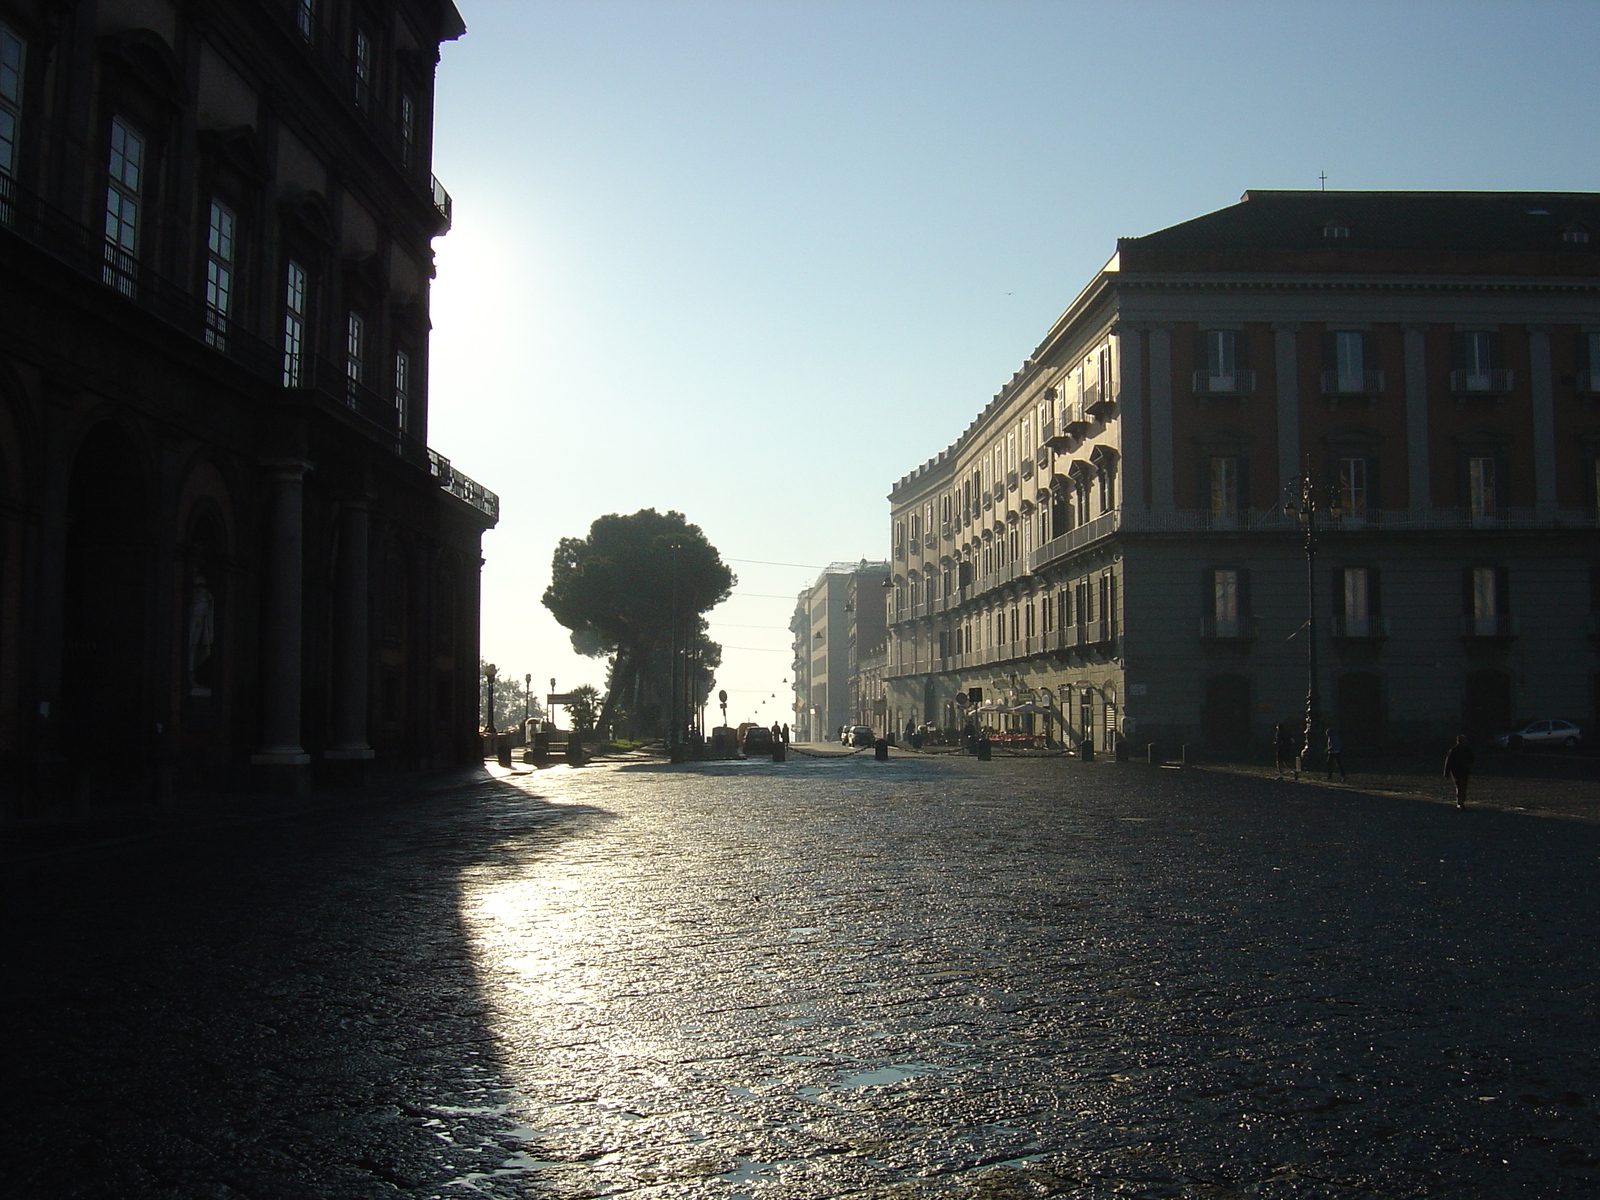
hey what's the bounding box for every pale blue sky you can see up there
[427,0,1598,727]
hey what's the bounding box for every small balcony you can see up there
[1201,615,1256,641]
[1450,368,1514,396]
[431,175,453,232]
[1331,614,1390,639]
[1461,614,1518,640]
[1192,368,1256,397]
[1006,470,1019,492]
[1321,369,1385,397]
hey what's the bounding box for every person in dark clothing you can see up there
[1274,724,1297,779]
[1324,728,1346,782]
[1444,734,1475,808]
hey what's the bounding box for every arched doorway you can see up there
[1201,673,1252,752]
[61,424,153,782]
[1463,669,1512,742]
[1337,672,1385,754]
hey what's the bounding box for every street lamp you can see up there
[524,673,532,728]
[1282,463,1323,775]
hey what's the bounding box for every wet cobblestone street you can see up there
[4,755,1599,1198]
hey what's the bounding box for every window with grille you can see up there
[103,117,144,296]
[296,0,316,40]
[394,349,411,431]
[282,260,307,387]
[1469,456,1496,517]
[204,201,236,350]
[0,23,23,193]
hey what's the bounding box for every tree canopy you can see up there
[542,510,735,737]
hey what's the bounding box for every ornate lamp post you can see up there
[524,673,532,727]
[1282,465,1322,774]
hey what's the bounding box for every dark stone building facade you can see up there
[0,0,495,814]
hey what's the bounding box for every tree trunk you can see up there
[597,649,628,740]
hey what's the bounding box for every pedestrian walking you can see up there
[781,723,789,745]
[1324,728,1346,781]
[1444,734,1475,808]
[1274,724,1297,779]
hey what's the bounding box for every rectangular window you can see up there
[1469,456,1496,517]
[354,29,374,109]
[1209,456,1238,523]
[1468,566,1503,636]
[282,260,307,387]
[296,0,316,40]
[103,117,144,296]
[1342,567,1370,636]
[1334,331,1364,392]
[345,311,364,394]
[1098,345,1113,402]
[204,200,236,350]
[400,94,416,167]
[1455,330,1504,391]
[1338,456,1368,516]
[394,349,411,431]
[1207,330,1237,380]
[1212,568,1240,637]
[0,22,23,191]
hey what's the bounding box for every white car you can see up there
[1489,720,1583,750]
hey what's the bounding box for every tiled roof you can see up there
[1122,190,1600,255]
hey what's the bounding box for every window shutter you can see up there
[1239,566,1252,618]
[1369,567,1383,617]
[1495,567,1511,616]
[1321,331,1338,372]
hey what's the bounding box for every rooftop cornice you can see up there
[1114,271,1600,293]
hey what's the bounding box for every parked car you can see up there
[846,725,875,748]
[741,726,775,755]
[1489,720,1583,750]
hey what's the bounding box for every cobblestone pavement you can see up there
[3,755,1599,1199]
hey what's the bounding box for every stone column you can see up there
[1403,325,1430,513]
[1113,322,1145,516]
[326,497,374,761]
[252,460,310,766]
[1148,324,1174,513]
[1527,325,1557,514]
[1274,323,1301,487]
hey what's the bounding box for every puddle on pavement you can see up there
[836,1062,941,1087]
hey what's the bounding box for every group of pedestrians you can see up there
[1273,723,1478,807]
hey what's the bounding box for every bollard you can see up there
[874,738,889,762]
[1081,740,1094,762]
[1180,743,1189,768]
[496,735,513,768]
[1115,737,1128,763]
[976,735,991,762]
[772,741,787,762]
[1147,742,1157,764]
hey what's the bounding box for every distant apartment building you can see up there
[790,560,888,742]
[886,191,1600,754]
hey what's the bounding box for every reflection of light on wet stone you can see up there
[835,1063,940,1088]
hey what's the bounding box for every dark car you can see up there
[847,725,875,748]
[741,726,775,755]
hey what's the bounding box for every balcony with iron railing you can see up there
[0,174,497,522]
[1321,369,1385,397]
[1200,615,1256,641]
[1461,614,1518,639]
[1450,368,1514,396]
[1192,368,1257,396]
[1331,614,1390,639]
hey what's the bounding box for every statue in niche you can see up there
[187,573,216,696]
